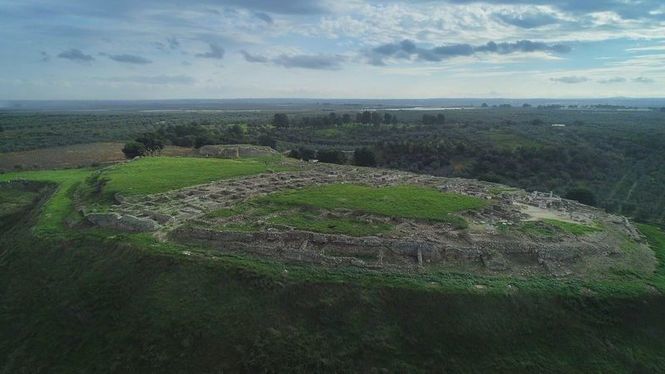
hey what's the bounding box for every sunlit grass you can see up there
[101,157,284,196]
[269,210,394,236]
[260,184,488,228]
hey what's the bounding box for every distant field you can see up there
[0,142,193,172]
[100,156,288,197]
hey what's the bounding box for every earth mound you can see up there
[84,163,655,278]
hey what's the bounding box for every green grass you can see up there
[519,219,601,238]
[4,166,665,371]
[0,186,39,219]
[5,225,665,372]
[518,221,558,238]
[206,203,393,237]
[0,168,92,236]
[101,156,285,197]
[260,184,488,227]
[637,224,665,291]
[205,207,242,219]
[269,210,394,236]
[543,219,602,236]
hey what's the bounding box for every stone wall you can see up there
[198,144,278,159]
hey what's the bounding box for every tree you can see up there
[371,112,382,126]
[257,134,276,149]
[422,114,444,125]
[288,147,316,161]
[135,133,164,155]
[565,187,596,206]
[273,113,289,128]
[353,147,376,167]
[122,142,147,159]
[225,124,245,144]
[194,135,215,149]
[317,149,347,164]
[360,111,372,124]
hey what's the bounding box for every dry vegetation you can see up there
[0,142,193,172]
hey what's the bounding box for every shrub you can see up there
[565,187,596,206]
[353,147,376,167]
[316,149,346,164]
[257,134,277,149]
[288,147,316,161]
[122,142,147,159]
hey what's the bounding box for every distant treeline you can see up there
[3,107,665,226]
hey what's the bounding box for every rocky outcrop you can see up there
[86,212,160,232]
[198,144,279,159]
[168,224,646,277]
[81,163,656,278]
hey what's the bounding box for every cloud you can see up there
[550,76,589,84]
[241,50,345,70]
[196,42,225,59]
[216,0,328,14]
[167,37,180,50]
[446,0,664,20]
[104,75,195,85]
[254,12,273,24]
[366,39,571,65]
[598,77,626,84]
[57,48,94,62]
[273,54,345,70]
[495,11,559,28]
[633,77,655,83]
[107,54,152,64]
[240,50,269,63]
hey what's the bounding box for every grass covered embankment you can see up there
[2,159,665,372]
[2,218,665,372]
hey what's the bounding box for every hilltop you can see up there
[81,158,653,281]
[2,153,665,372]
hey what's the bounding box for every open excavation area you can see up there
[84,157,655,279]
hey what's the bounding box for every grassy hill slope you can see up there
[2,158,665,372]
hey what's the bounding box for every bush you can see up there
[194,136,215,149]
[288,147,316,161]
[316,149,346,164]
[353,147,376,167]
[273,113,289,128]
[135,133,164,155]
[257,134,276,149]
[565,187,596,206]
[122,142,147,159]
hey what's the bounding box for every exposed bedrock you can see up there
[169,226,622,276]
[86,212,160,232]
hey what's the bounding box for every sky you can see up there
[1,0,664,99]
